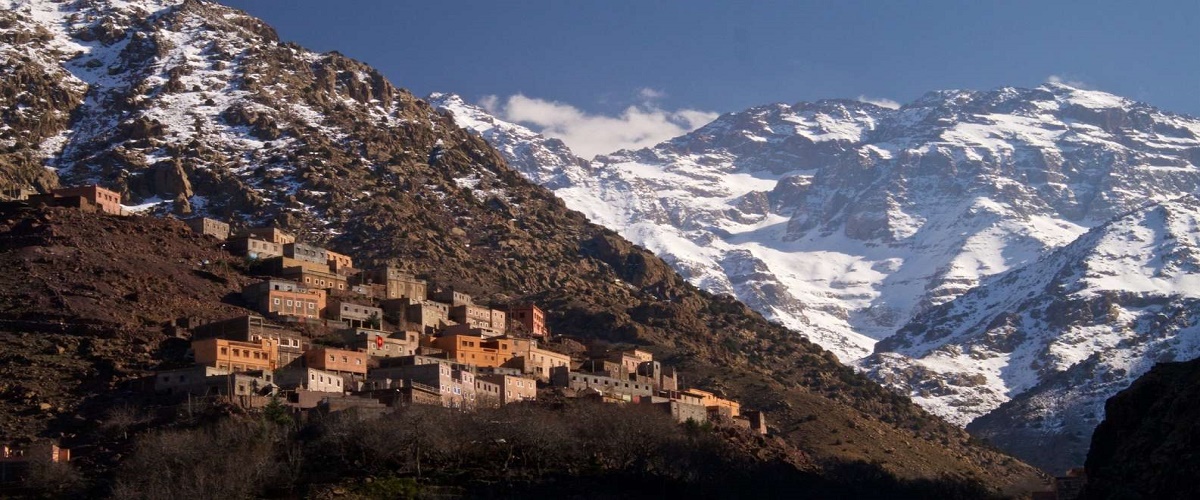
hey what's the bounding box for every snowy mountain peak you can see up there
[864,194,1200,471]
[437,86,1200,367]
[427,92,587,188]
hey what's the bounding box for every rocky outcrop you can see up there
[1081,357,1200,499]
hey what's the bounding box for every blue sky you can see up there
[219,0,1199,156]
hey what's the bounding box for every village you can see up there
[0,185,766,476]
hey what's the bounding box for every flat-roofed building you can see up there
[354,267,428,300]
[504,344,572,381]
[190,314,310,367]
[185,217,230,240]
[304,347,368,379]
[326,250,353,272]
[193,337,279,372]
[431,288,471,306]
[50,185,123,215]
[243,279,327,319]
[506,303,547,337]
[348,330,419,359]
[450,304,506,332]
[242,227,295,245]
[423,334,518,368]
[477,373,537,405]
[228,237,283,259]
[550,367,655,400]
[283,242,328,266]
[275,367,344,393]
[367,356,477,409]
[327,298,382,328]
[279,265,347,293]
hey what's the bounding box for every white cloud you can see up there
[479,93,719,159]
[637,87,667,101]
[856,95,901,110]
[1047,74,1094,90]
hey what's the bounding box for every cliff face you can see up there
[1081,357,1200,500]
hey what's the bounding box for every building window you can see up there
[273,298,280,305]
[220,347,228,355]
[329,354,335,362]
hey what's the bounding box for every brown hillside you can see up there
[0,0,1042,494]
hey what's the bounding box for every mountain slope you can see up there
[1081,357,1200,499]
[864,195,1200,472]
[0,0,1042,491]
[434,87,1200,364]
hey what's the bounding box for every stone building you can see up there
[367,356,477,409]
[501,338,571,380]
[325,250,354,273]
[184,217,230,240]
[477,373,537,405]
[326,298,383,328]
[550,367,655,400]
[681,389,741,418]
[243,279,327,319]
[275,367,345,393]
[190,315,310,368]
[431,287,472,306]
[154,365,231,395]
[283,242,328,266]
[380,298,450,332]
[45,185,123,215]
[638,397,709,424]
[227,237,283,259]
[242,227,295,245]
[279,265,347,292]
[347,330,419,359]
[449,304,506,332]
[354,267,428,300]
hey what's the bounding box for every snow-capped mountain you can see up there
[865,195,1200,471]
[434,86,1200,363]
[434,86,1200,470]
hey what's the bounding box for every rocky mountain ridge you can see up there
[0,0,1042,492]
[432,84,1200,472]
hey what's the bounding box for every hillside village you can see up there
[2,185,765,461]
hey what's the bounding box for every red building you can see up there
[506,303,547,337]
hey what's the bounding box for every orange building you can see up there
[49,185,123,215]
[506,303,547,337]
[304,347,368,377]
[682,388,741,417]
[423,334,516,368]
[193,337,279,372]
[280,266,347,292]
[264,287,326,319]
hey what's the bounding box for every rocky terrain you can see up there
[433,83,1200,471]
[870,195,1200,472]
[0,0,1043,494]
[1081,357,1200,499]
